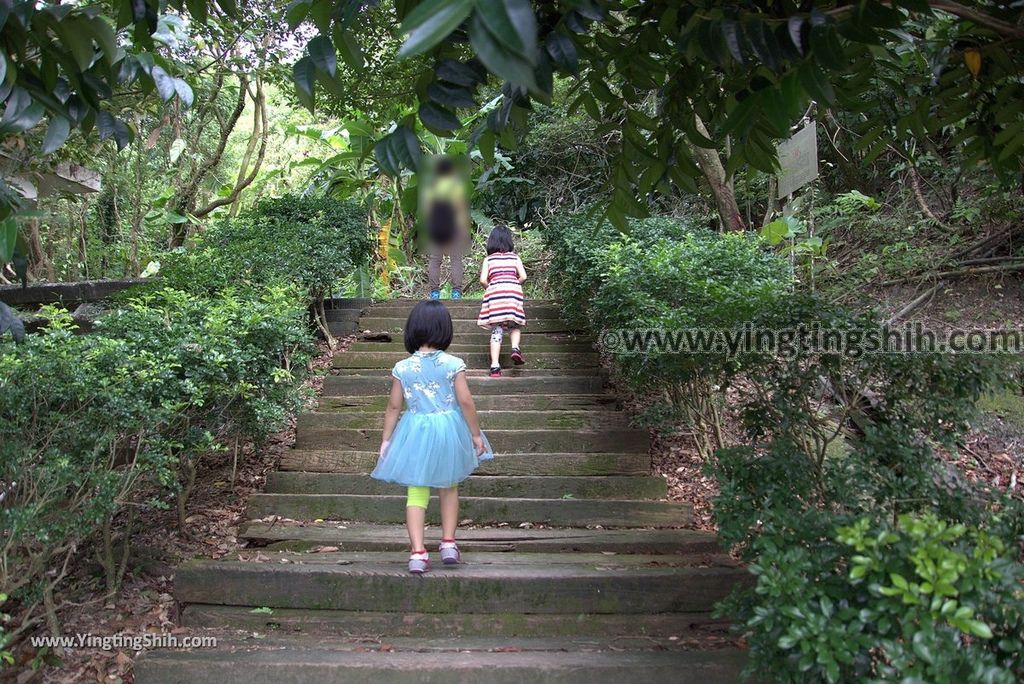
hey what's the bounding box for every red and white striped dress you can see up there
[477,252,526,329]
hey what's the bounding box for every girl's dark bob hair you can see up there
[486,224,515,255]
[403,300,454,354]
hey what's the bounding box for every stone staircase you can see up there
[135,299,747,683]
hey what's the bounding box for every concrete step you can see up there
[329,367,604,378]
[323,375,607,396]
[178,606,733,640]
[239,521,717,555]
[357,317,575,334]
[367,300,564,317]
[332,351,599,370]
[319,394,619,412]
[298,410,629,431]
[324,297,373,309]
[174,552,746,614]
[135,636,746,684]
[264,473,665,499]
[245,494,690,528]
[323,308,362,322]
[280,450,652,476]
[348,340,595,352]
[294,427,650,452]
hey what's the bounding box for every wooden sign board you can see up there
[776,122,818,199]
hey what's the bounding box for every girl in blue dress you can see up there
[372,300,493,574]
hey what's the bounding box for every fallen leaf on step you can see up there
[491,646,522,653]
[379,644,394,652]
[313,546,339,553]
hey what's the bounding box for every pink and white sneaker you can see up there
[439,539,461,565]
[408,550,430,574]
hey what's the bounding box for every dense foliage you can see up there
[541,211,1022,681]
[159,194,372,341]
[0,285,312,642]
[544,212,790,455]
[0,189,373,647]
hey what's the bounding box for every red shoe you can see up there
[510,348,525,365]
[489,366,502,378]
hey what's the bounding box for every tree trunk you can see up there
[27,219,54,281]
[169,73,248,247]
[691,115,745,232]
[198,76,269,219]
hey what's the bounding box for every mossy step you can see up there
[319,394,618,412]
[358,317,574,334]
[327,320,359,336]
[323,308,362,322]
[239,521,717,555]
[370,297,561,305]
[367,304,566,320]
[280,450,651,476]
[332,351,599,370]
[330,367,603,378]
[265,473,664,499]
[174,552,745,614]
[298,410,629,431]
[324,297,374,308]
[135,636,745,684]
[294,428,649,453]
[179,605,732,639]
[323,375,606,396]
[348,340,595,352]
[245,494,689,528]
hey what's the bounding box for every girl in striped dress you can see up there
[477,225,527,378]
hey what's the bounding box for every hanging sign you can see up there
[776,122,818,199]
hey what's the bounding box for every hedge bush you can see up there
[543,212,790,455]
[0,285,313,643]
[0,192,369,647]
[541,210,1020,682]
[160,194,372,342]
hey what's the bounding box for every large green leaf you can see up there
[150,65,176,101]
[41,116,71,154]
[186,0,208,24]
[468,13,538,92]
[334,26,364,70]
[96,111,130,150]
[474,0,537,61]
[397,0,474,59]
[545,31,578,75]
[285,0,310,29]
[374,125,421,176]
[436,59,482,87]
[419,101,461,133]
[294,56,316,110]
[309,34,337,77]
[173,78,194,108]
[426,82,476,108]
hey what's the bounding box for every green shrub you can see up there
[0,285,313,641]
[542,208,1016,681]
[543,211,790,454]
[722,511,1024,683]
[160,194,372,341]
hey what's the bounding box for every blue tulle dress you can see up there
[371,349,494,488]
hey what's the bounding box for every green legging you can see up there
[406,485,458,508]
